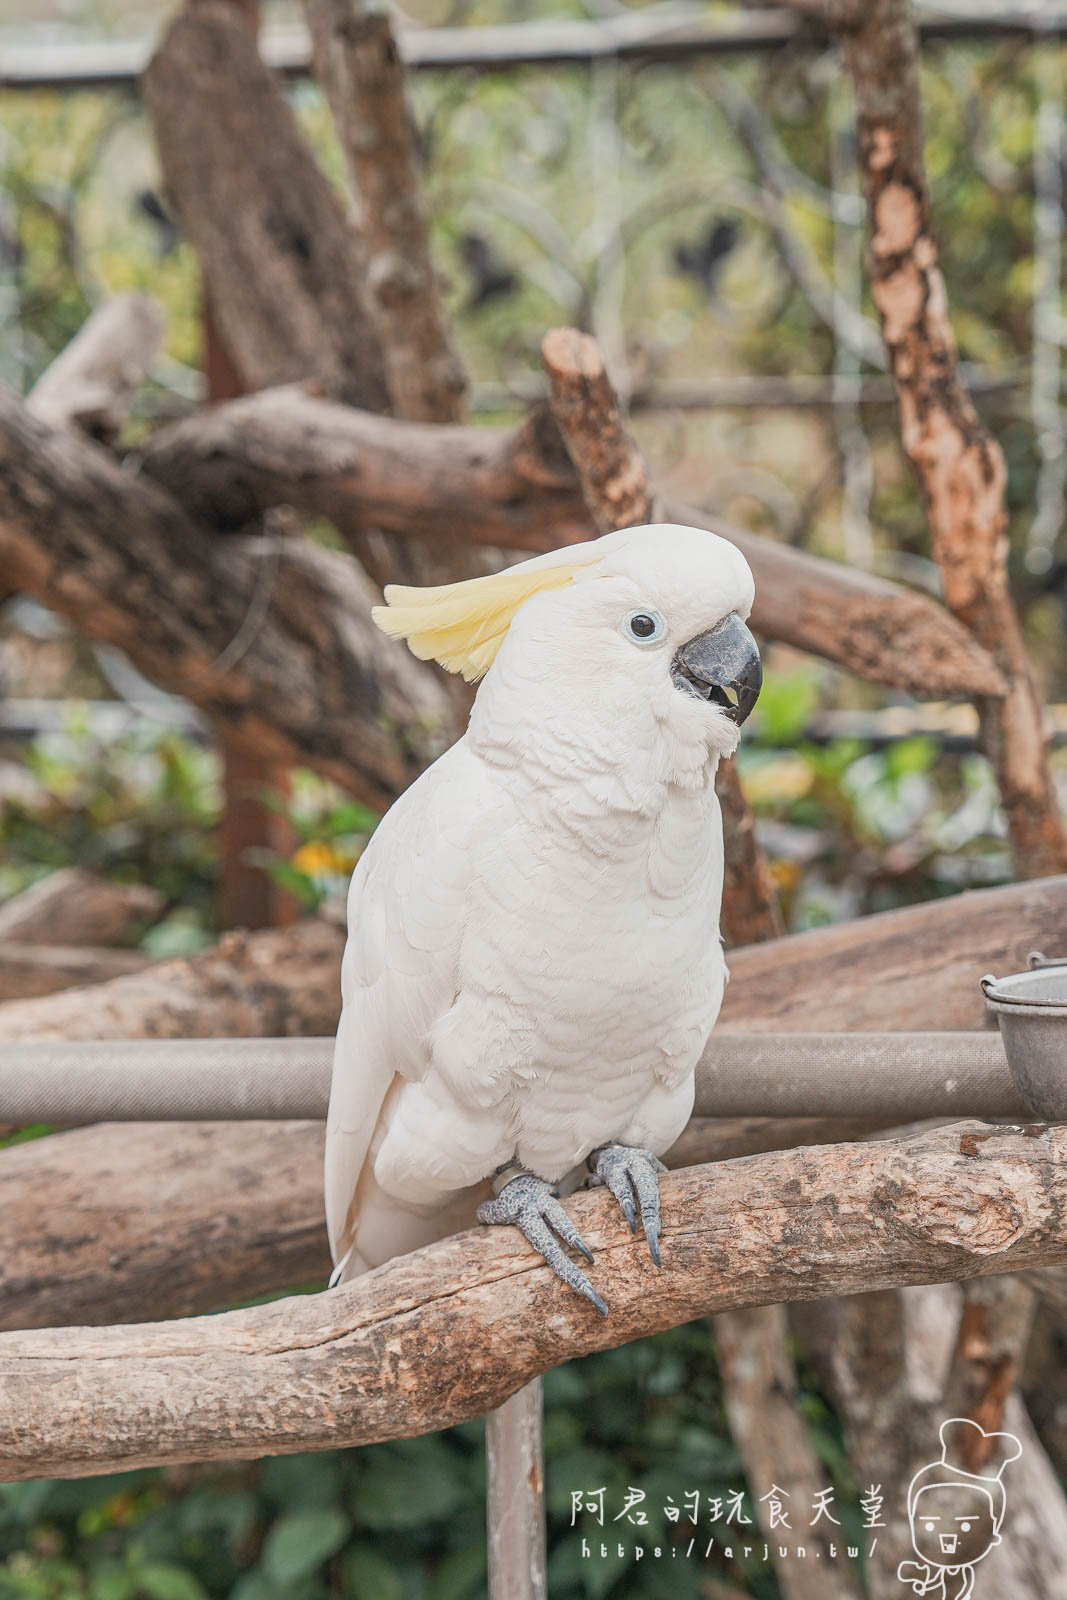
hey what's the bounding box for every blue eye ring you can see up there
[623,608,667,646]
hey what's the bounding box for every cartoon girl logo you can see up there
[897,1417,1023,1599]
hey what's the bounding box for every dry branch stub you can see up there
[26,294,164,443]
[541,327,654,533]
[1,1122,1065,1482]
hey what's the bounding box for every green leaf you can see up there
[422,1543,488,1600]
[343,1546,403,1600]
[260,1509,350,1585]
[134,1562,209,1600]
[352,1443,466,1531]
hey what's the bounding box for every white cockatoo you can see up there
[326,523,761,1314]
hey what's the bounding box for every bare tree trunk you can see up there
[2,1122,1066,1483]
[715,1304,864,1600]
[303,0,466,426]
[841,0,1067,880]
[142,0,387,410]
[0,868,161,946]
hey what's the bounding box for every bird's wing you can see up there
[324,741,493,1273]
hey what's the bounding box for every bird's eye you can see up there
[623,609,666,646]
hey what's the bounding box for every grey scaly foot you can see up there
[477,1173,608,1317]
[588,1144,667,1267]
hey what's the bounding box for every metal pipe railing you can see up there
[0,1031,1023,1124]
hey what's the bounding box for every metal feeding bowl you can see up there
[981,953,1067,1121]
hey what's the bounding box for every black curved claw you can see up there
[478,1175,608,1316]
[590,1145,667,1267]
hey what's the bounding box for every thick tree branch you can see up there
[137,385,1007,702]
[0,390,457,808]
[2,1123,1066,1482]
[0,918,345,1042]
[303,0,466,424]
[0,868,161,946]
[142,1,387,411]
[841,0,1067,879]
[719,871,1067,1033]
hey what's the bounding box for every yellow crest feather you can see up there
[371,558,591,681]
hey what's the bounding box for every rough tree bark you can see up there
[541,326,655,534]
[141,1,387,410]
[841,0,1067,880]
[303,0,466,425]
[136,386,1007,702]
[0,918,345,1042]
[0,391,457,808]
[26,294,164,444]
[2,1122,1066,1483]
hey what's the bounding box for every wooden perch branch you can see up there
[304,0,466,424]
[137,385,1006,701]
[842,0,1067,879]
[26,294,164,444]
[2,1122,1066,1482]
[142,1,387,410]
[0,390,457,808]
[0,918,345,1042]
[0,1117,895,1337]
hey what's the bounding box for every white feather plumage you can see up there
[326,525,755,1280]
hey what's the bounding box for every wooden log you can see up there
[0,868,162,946]
[304,0,466,425]
[137,385,1006,701]
[142,1,388,411]
[720,872,1067,1034]
[841,0,1067,879]
[0,1114,889,1336]
[0,944,150,1002]
[0,1120,330,1331]
[0,918,344,1042]
[26,294,164,444]
[1,1121,1065,1481]
[0,391,457,808]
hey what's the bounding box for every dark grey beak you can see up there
[670,614,762,725]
